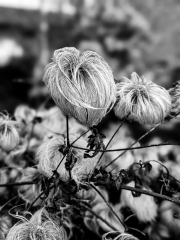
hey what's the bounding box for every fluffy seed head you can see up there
[6,208,68,240]
[114,72,171,125]
[36,134,100,183]
[43,47,116,126]
[0,113,20,152]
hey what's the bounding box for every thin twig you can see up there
[94,117,127,172]
[79,203,118,231]
[105,124,160,169]
[66,115,71,179]
[70,129,90,146]
[120,185,180,205]
[90,183,128,231]
[72,142,180,153]
[26,183,56,211]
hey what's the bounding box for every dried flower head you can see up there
[36,134,100,183]
[120,181,157,222]
[114,72,171,125]
[6,208,68,240]
[0,113,20,152]
[168,80,180,116]
[43,47,116,126]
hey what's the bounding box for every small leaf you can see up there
[84,128,106,158]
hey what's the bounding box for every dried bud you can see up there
[0,113,20,152]
[114,72,171,125]
[43,47,116,126]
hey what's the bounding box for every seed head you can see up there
[36,134,100,183]
[114,72,171,125]
[43,47,116,126]
[6,208,68,240]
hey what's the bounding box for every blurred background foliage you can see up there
[0,0,180,141]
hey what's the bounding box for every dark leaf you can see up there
[84,128,106,158]
[59,145,69,155]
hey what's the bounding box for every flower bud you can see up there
[43,47,116,126]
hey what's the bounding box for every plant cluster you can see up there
[0,47,180,240]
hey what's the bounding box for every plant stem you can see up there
[105,124,160,169]
[66,115,71,179]
[80,203,119,231]
[70,128,90,145]
[90,183,128,231]
[72,142,180,152]
[95,118,127,170]
[120,184,180,205]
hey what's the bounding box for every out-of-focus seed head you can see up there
[0,113,20,152]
